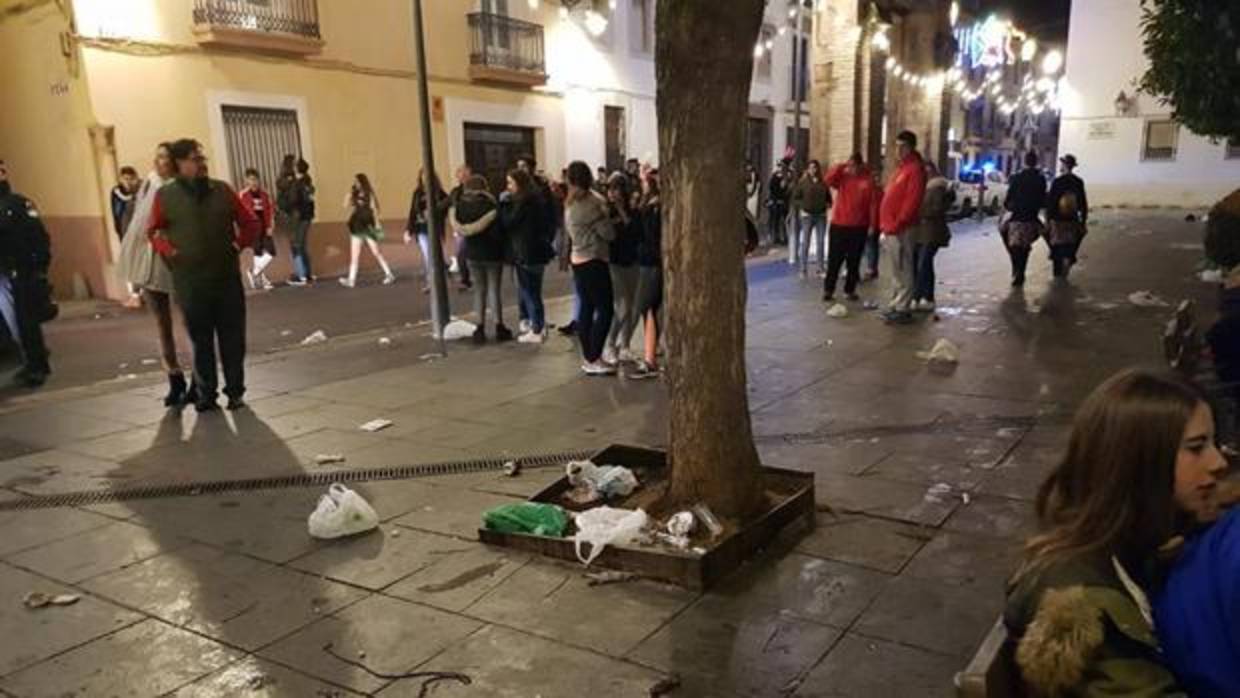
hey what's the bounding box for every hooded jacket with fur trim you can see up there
[1004,554,1186,697]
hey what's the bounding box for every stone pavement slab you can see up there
[84,542,368,651]
[257,593,483,694]
[852,575,1006,659]
[381,625,664,698]
[5,519,182,584]
[815,473,961,527]
[628,594,842,698]
[795,514,933,574]
[385,544,530,613]
[793,632,961,697]
[288,527,476,591]
[0,507,112,557]
[0,619,241,697]
[0,562,142,676]
[172,656,365,697]
[464,558,695,656]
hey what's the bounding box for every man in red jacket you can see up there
[239,168,276,290]
[823,154,880,301]
[877,131,928,324]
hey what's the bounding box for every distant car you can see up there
[954,169,1009,216]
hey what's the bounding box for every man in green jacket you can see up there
[148,139,259,412]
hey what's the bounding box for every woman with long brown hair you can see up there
[339,173,395,288]
[117,142,190,406]
[1005,369,1228,696]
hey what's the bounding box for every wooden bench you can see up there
[955,617,1024,698]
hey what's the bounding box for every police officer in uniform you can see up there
[0,159,54,387]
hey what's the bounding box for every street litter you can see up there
[962,493,972,505]
[826,303,849,318]
[924,483,953,504]
[667,511,695,537]
[916,338,960,366]
[1199,269,1224,283]
[322,642,471,694]
[358,419,393,432]
[140,358,157,365]
[502,460,521,477]
[314,454,346,465]
[307,484,379,539]
[655,531,690,550]
[1128,290,1171,308]
[574,506,649,565]
[863,300,880,310]
[389,528,401,538]
[585,570,639,586]
[23,592,79,609]
[482,502,568,537]
[442,319,477,341]
[565,460,638,503]
[301,329,328,345]
[649,673,683,697]
[378,336,392,347]
[692,503,724,537]
[280,329,293,336]
[118,362,128,369]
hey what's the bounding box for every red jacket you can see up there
[239,187,275,233]
[825,164,880,230]
[878,152,928,235]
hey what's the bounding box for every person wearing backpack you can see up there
[1045,154,1089,280]
[285,158,316,286]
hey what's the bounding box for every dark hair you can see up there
[1017,369,1207,579]
[516,153,536,170]
[244,168,260,179]
[119,166,137,177]
[849,152,864,165]
[507,168,534,197]
[279,154,296,177]
[355,173,374,196]
[1024,151,1039,168]
[168,138,202,164]
[807,159,822,173]
[465,174,489,192]
[295,158,310,175]
[642,173,660,207]
[567,161,594,193]
[896,130,917,148]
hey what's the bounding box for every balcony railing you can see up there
[467,12,547,87]
[192,0,323,55]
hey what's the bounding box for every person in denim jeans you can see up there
[790,160,830,278]
[911,162,953,311]
[501,169,555,343]
[285,159,316,286]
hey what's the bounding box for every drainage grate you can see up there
[0,449,593,512]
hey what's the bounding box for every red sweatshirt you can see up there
[825,163,880,230]
[239,187,275,233]
[878,152,928,236]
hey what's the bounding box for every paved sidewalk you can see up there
[0,210,1219,696]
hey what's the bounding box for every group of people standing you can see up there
[1001,152,1090,286]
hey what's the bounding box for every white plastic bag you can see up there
[307,484,380,539]
[573,506,649,565]
[916,338,960,364]
[826,303,849,318]
[565,461,638,500]
[443,319,477,341]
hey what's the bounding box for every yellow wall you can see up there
[1,0,566,296]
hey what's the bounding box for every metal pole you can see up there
[792,0,804,171]
[412,0,450,351]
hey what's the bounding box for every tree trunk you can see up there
[657,0,766,519]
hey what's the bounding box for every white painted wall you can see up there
[1059,0,1240,207]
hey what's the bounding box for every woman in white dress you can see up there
[117,142,191,407]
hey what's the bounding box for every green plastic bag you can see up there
[483,503,568,537]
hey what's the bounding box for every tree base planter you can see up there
[478,445,816,590]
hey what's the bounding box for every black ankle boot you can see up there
[164,372,188,407]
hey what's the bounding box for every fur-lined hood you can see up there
[1005,558,1184,697]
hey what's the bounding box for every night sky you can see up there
[981,0,1072,42]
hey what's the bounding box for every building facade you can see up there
[1058,0,1240,207]
[0,0,674,300]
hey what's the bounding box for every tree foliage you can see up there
[1139,0,1240,141]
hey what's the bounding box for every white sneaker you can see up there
[519,320,532,334]
[518,331,545,344]
[338,278,355,288]
[601,347,618,366]
[583,361,617,376]
[617,347,637,363]
[382,273,396,285]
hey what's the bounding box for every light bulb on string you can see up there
[754,44,765,58]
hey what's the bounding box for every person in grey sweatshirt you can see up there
[564,161,616,376]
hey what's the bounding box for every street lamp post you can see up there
[412,0,450,352]
[791,0,804,170]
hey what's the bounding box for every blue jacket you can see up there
[1153,508,1240,698]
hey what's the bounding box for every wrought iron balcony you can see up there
[467,12,548,87]
[192,0,324,55]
